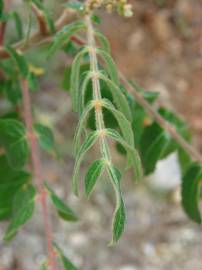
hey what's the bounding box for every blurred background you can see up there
[0,0,202,269]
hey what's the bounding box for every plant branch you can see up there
[20,79,59,270]
[32,3,48,35]
[0,9,77,58]
[86,15,111,161]
[2,8,201,165]
[119,73,202,164]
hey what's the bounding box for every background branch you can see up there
[20,79,59,270]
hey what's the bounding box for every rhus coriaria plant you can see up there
[0,0,202,269]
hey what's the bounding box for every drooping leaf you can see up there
[34,123,56,155]
[105,128,143,181]
[12,11,23,39]
[73,131,99,195]
[181,163,202,223]
[70,47,89,111]
[73,100,94,153]
[54,243,78,270]
[45,183,78,222]
[85,159,105,197]
[6,46,29,78]
[102,99,134,147]
[4,184,36,240]
[94,30,110,53]
[48,21,86,56]
[99,74,132,121]
[0,155,30,220]
[107,164,126,244]
[0,119,29,169]
[96,48,119,85]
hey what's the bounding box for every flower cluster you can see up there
[84,0,133,17]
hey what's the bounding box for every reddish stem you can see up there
[0,0,11,46]
[20,79,59,270]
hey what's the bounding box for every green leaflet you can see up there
[140,123,170,175]
[0,155,30,220]
[70,47,89,111]
[182,163,202,223]
[85,159,105,197]
[34,123,56,155]
[105,128,143,182]
[80,71,93,111]
[94,30,110,53]
[107,164,125,244]
[54,243,78,270]
[102,99,134,147]
[48,21,86,57]
[31,0,55,33]
[12,11,23,39]
[0,119,29,169]
[73,100,94,154]
[4,184,36,240]
[0,0,3,18]
[73,131,99,195]
[96,48,119,85]
[99,73,132,121]
[64,0,84,12]
[45,183,78,222]
[6,46,29,78]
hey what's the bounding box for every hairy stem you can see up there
[1,11,201,164]
[20,79,59,270]
[85,15,111,161]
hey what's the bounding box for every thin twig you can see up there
[119,73,202,164]
[20,79,59,270]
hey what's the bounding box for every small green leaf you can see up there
[6,46,29,77]
[102,99,134,147]
[96,48,119,85]
[73,131,99,195]
[48,21,86,57]
[94,30,110,53]
[85,159,105,197]
[0,155,30,220]
[34,123,56,155]
[99,74,132,121]
[73,100,94,153]
[4,184,36,240]
[45,183,78,221]
[70,47,89,111]
[181,163,202,223]
[105,128,143,181]
[107,164,126,244]
[0,119,29,169]
[12,11,23,39]
[91,15,102,25]
[64,1,84,12]
[140,123,170,175]
[54,243,78,270]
